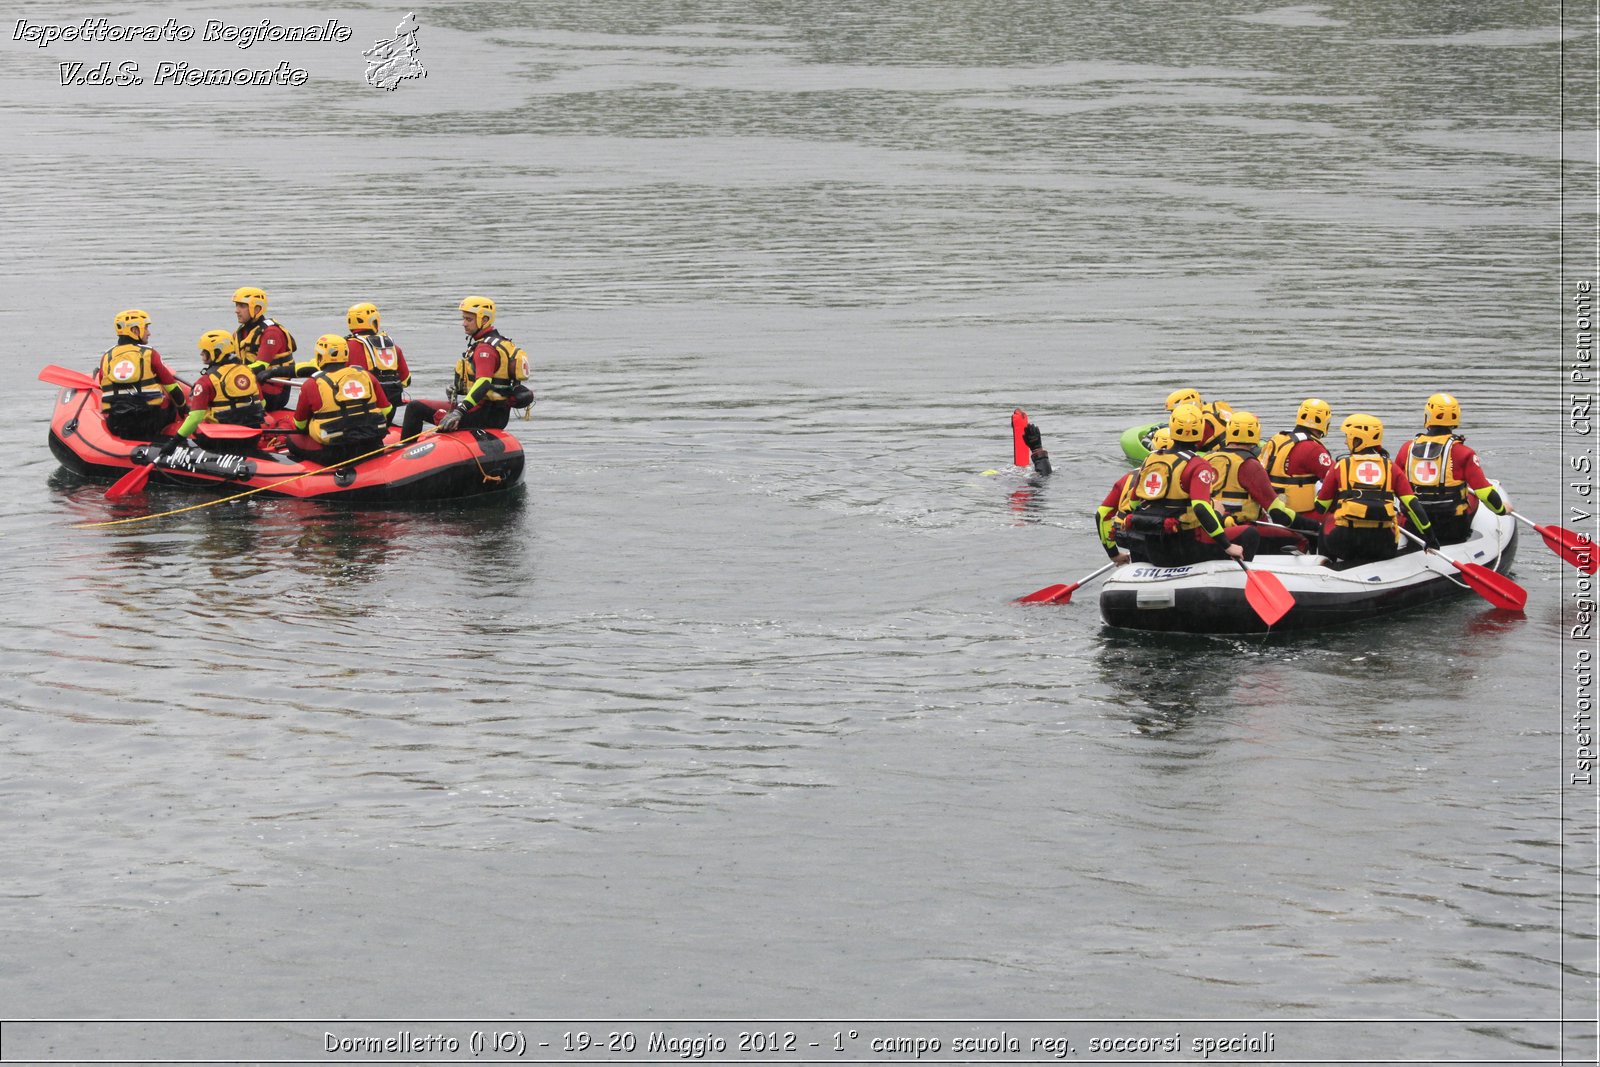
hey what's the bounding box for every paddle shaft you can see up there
[1047,561,1117,603]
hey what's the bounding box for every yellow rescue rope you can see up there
[74,429,436,529]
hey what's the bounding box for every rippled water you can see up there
[2,0,1595,1062]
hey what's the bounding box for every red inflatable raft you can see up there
[46,378,524,503]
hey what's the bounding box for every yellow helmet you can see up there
[1296,397,1331,434]
[347,302,380,333]
[1341,412,1384,453]
[1169,402,1206,444]
[1424,392,1460,428]
[1224,410,1261,447]
[114,309,151,343]
[1166,387,1203,412]
[1149,427,1174,450]
[313,334,349,368]
[197,329,239,363]
[233,286,268,318]
[459,295,496,331]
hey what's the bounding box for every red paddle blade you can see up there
[1011,409,1029,467]
[1241,565,1294,627]
[1451,560,1527,612]
[1538,523,1598,575]
[196,424,263,440]
[40,365,99,391]
[1015,583,1067,604]
[105,463,155,500]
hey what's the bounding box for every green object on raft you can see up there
[1120,421,1163,466]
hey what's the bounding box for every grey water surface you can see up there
[1,0,1595,1063]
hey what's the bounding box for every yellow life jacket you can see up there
[1331,453,1397,529]
[1261,430,1323,512]
[1097,473,1139,548]
[1129,447,1200,531]
[1114,471,1137,514]
[453,330,529,403]
[98,343,166,412]
[305,366,386,445]
[348,331,404,390]
[1405,432,1469,519]
[1206,445,1261,524]
[199,360,264,424]
[237,317,298,370]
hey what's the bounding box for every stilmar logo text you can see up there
[14,17,352,49]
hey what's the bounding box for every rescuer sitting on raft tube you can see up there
[1395,392,1508,546]
[401,295,533,440]
[286,334,391,465]
[1202,410,1309,555]
[1314,413,1437,564]
[232,286,298,412]
[344,302,411,426]
[1114,403,1254,566]
[166,330,266,454]
[95,309,188,441]
[1097,427,1172,564]
[1259,397,1335,545]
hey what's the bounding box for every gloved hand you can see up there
[437,407,463,433]
[1423,526,1442,550]
[1021,424,1042,450]
[1267,502,1296,527]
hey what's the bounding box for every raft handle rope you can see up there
[1256,519,1475,591]
[470,451,504,485]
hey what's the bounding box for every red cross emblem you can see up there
[1141,470,1166,496]
[340,379,368,399]
[1412,458,1440,484]
[1354,460,1384,484]
[111,359,137,382]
